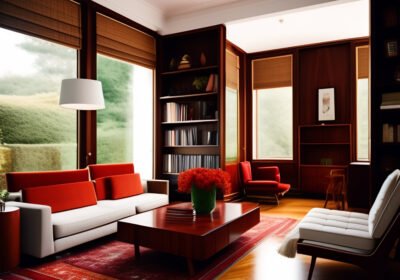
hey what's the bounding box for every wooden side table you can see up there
[0,206,20,272]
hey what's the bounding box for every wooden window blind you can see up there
[357,46,369,79]
[226,49,239,89]
[96,13,156,69]
[253,55,292,89]
[0,0,81,49]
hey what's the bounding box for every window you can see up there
[356,45,370,161]
[252,55,293,160]
[96,14,156,179]
[97,54,154,178]
[0,28,77,188]
[226,49,239,162]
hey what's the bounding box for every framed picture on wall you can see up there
[318,88,335,121]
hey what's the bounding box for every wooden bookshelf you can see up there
[299,124,352,194]
[371,0,400,200]
[156,25,226,201]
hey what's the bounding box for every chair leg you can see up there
[275,194,279,205]
[308,256,317,280]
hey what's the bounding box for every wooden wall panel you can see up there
[299,43,351,125]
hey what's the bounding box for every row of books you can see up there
[163,154,219,173]
[382,123,400,143]
[163,101,216,122]
[164,127,218,146]
[381,92,400,109]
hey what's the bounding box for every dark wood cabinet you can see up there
[371,0,400,201]
[156,25,226,200]
[299,124,351,194]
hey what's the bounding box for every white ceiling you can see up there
[93,0,369,53]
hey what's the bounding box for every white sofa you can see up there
[7,178,169,258]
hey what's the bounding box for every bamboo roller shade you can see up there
[0,0,81,49]
[357,46,369,79]
[97,13,156,69]
[253,55,292,89]
[226,49,239,89]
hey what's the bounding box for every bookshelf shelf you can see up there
[160,92,217,101]
[161,119,218,125]
[161,65,218,76]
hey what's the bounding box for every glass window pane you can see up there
[225,87,238,162]
[357,78,369,161]
[0,28,77,189]
[252,87,293,159]
[97,54,153,179]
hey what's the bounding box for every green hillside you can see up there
[0,93,76,144]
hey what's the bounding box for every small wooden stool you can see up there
[324,169,347,210]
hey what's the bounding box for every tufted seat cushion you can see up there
[298,208,374,251]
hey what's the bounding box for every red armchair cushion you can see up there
[109,173,143,199]
[6,169,89,192]
[88,163,135,200]
[254,166,280,182]
[239,161,253,182]
[22,181,97,213]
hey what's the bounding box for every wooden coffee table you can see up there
[117,201,260,275]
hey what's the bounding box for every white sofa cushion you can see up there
[299,208,374,251]
[368,169,400,238]
[98,193,169,213]
[52,205,135,239]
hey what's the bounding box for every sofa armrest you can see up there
[145,179,169,195]
[8,191,22,201]
[6,201,55,258]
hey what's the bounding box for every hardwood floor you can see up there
[217,198,400,280]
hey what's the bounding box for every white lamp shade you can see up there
[60,78,105,110]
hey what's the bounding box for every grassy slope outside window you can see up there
[0,28,77,189]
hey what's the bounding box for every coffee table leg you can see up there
[186,258,194,276]
[134,243,141,260]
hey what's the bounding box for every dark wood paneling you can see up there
[299,43,351,125]
[78,0,97,168]
[348,162,371,209]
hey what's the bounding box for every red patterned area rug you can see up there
[3,215,297,280]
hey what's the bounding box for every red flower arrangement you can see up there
[178,168,231,194]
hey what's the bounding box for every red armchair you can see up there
[239,161,290,204]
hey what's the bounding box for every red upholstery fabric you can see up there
[88,163,134,179]
[255,166,280,182]
[93,177,110,200]
[22,181,97,213]
[109,173,143,199]
[239,161,291,198]
[6,169,89,192]
[88,163,135,200]
[239,161,253,183]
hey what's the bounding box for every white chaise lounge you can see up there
[279,169,400,279]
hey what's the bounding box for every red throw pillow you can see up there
[109,173,144,199]
[23,181,97,213]
[93,177,110,200]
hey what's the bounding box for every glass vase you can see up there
[191,184,216,215]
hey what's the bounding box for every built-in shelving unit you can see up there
[371,0,400,200]
[156,25,226,200]
[299,124,352,194]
